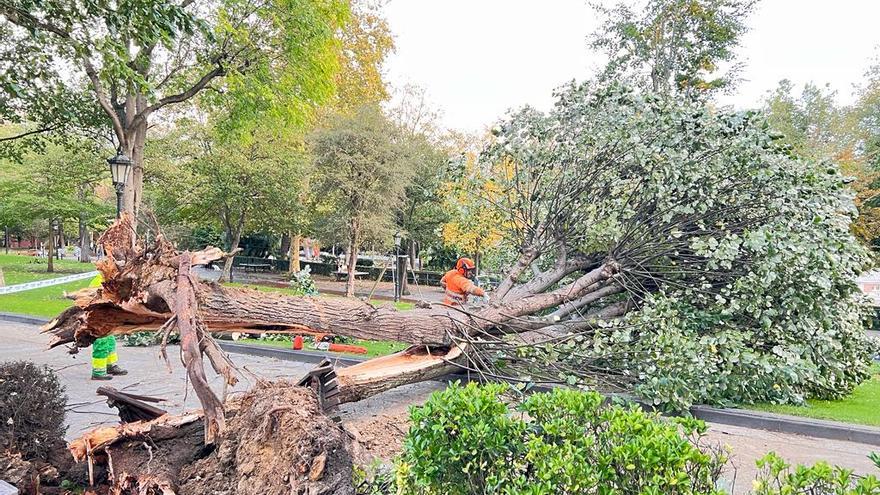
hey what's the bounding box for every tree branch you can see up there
[0,126,57,142]
[129,65,225,130]
[494,246,540,300]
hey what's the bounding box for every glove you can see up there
[483,294,491,305]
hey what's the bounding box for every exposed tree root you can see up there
[69,382,352,495]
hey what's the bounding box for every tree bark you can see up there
[219,214,244,283]
[291,232,301,273]
[46,231,54,273]
[345,218,359,297]
[78,214,91,262]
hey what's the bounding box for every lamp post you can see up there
[107,149,133,218]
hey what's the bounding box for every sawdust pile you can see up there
[178,381,354,495]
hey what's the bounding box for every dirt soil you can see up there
[178,381,354,495]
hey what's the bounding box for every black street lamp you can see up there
[107,149,132,218]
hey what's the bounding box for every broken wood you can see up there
[96,387,167,423]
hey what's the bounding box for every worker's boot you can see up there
[107,364,128,376]
[91,372,113,381]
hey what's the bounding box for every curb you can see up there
[2,311,879,445]
[0,312,50,326]
[690,405,880,446]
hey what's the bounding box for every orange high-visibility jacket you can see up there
[440,269,485,306]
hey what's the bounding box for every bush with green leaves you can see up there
[751,452,880,495]
[289,265,319,296]
[121,331,180,347]
[397,382,727,495]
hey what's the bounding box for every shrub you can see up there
[751,452,880,494]
[398,382,727,495]
[289,266,319,296]
[0,361,67,460]
[121,331,180,346]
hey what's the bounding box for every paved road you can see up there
[0,321,876,493]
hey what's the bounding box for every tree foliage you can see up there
[0,0,347,212]
[0,138,110,241]
[472,81,874,409]
[765,79,880,249]
[592,0,756,96]
[145,121,306,281]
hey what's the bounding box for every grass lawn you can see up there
[748,365,880,427]
[238,336,408,359]
[0,278,93,318]
[0,253,95,285]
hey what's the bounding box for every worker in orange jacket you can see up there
[440,257,487,306]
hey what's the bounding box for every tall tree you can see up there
[0,0,346,215]
[310,105,414,296]
[591,0,757,96]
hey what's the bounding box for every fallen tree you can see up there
[45,82,875,443]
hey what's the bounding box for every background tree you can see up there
[146,122,305,281]
[591,0,757,97]
[0,0,347,215]
[764,79,880,249]
[310,105,414,296]
[0,140,109,270]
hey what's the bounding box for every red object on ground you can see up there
[327,343,368,354]
[292,335,304,350]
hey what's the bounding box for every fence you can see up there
[0,270,99,295]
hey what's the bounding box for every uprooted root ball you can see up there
[179,381,354,495]
[0,361,72,490]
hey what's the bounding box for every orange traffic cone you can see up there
[293,335,304,350]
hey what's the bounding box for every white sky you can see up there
[383,0,880,133]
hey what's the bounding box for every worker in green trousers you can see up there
[91,335,128,380]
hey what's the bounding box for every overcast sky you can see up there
[383,0,880,133]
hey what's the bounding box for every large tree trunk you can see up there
[291,231,301,274]
[345,218,359,297]
[78,214,91,263]
[219,217,244,283]
[122,99,149,217]
[46,231,54,273]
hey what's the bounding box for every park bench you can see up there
[333,270,368,281]
[239,262,272,273]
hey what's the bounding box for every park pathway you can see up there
[0,270,98,295]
